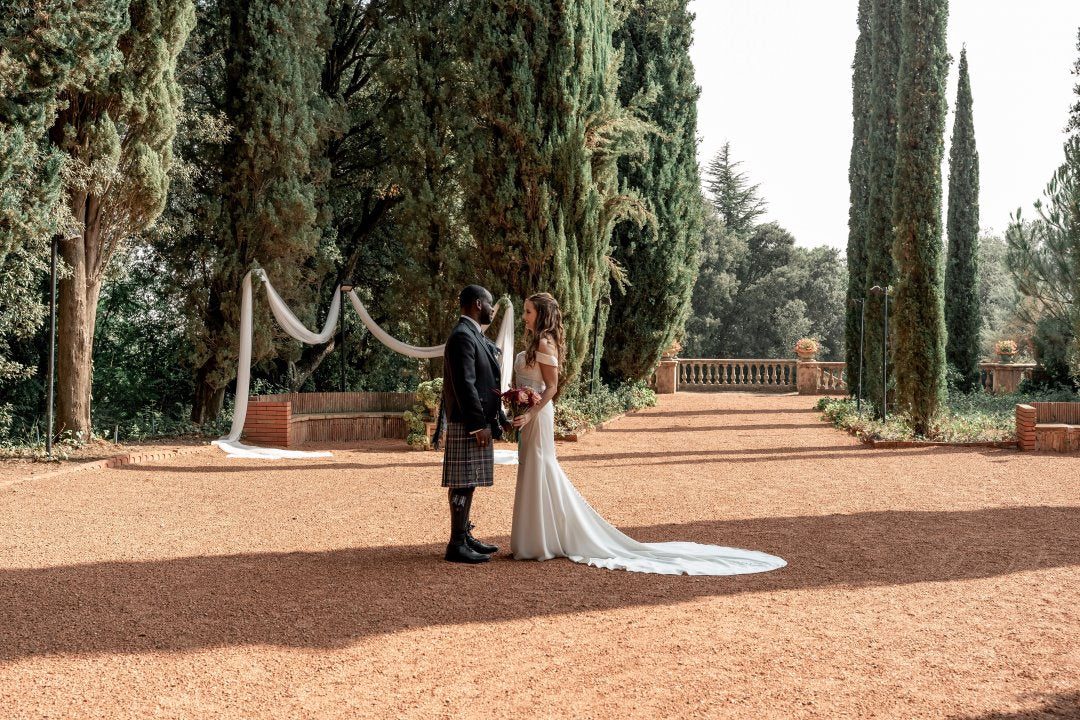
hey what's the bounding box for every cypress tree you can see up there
[601,0,704,382]
[844,0,872,399]
[461,0,646,387]
[863,0,901,417]
[46,0,195,437]
[891,0,949,435]
[191,0,329,422]
[0,1,128,408]
[944,47,981,391]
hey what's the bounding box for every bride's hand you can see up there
[512,411,532,428]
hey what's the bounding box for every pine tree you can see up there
[703,142,766,235]
[845,0,872,399]
[863,0,902,417]
[601,0,703,382]
[191,0,329,422]
[944,47,981,391]
[891,0,950,435]
[47,0,195,437]
[460,0,646,388]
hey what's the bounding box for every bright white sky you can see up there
[688,1,1080,249]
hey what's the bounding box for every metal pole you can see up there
[46,236,58,457]
[882,290,889,421]
[339,286,347,392]
[857,300,865,413]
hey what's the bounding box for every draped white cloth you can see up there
[213,269,515,459]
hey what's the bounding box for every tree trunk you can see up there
[191,358,227,424]
[55,193,104,440]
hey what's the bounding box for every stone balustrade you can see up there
[676,358,798,392]
[655,357,1039,396]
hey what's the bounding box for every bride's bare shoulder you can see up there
[537,334,556,353]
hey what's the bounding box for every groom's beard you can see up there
[480,308,495,325]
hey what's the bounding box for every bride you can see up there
[509,292,786,576]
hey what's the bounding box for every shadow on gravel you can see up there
[2,506,1078,660]
[947,692,1080,719]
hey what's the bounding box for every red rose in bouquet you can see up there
[495,386,542,441]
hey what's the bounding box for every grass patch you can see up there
[815,387,1080,443]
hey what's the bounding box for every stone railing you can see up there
[673,358,798,392]
[797,361,848,395]
[653,357,1039,396]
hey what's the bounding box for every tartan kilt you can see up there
[441,421,494,488]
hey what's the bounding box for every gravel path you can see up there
[1,392,1078,719]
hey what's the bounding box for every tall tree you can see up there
[190,0,329,423]
[683,204,746,358]
[47,0,195,437]
[460,0,647,387]
[863,0,901,417]
[0,1,128,426]
[703,141,766,235]
[602,0,704,382]
[944,47,981,391]
[891,0,949,435]
[845,0,872,397]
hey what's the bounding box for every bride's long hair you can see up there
[524,292,565,369]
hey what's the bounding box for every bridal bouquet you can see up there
[495,386,542,441]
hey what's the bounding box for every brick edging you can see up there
[555,407,641,442]
[2,444,210,489]
[862,438,1018,449]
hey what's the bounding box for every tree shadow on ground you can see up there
[640,406,819,418]
[947,692,1080,719]
[2,506,1077,661]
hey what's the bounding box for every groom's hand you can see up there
[473,427,493,447]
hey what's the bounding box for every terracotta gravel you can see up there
[1,392,1078,719]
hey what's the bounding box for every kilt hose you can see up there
[441,421,494,489]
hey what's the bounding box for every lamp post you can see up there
[45,235,58,457]
[869,285,890,420]
[850,298,866,413]
[339,283,353,392]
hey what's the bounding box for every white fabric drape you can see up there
[214,269,516,459]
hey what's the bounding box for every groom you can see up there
[440,285,508,564]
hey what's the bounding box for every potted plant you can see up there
[994,339,1018,363]
[661,339,683,360]
[794,337,819,360]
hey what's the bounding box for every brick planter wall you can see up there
[241,400,292,447]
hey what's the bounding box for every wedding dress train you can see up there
[510,351,786,576]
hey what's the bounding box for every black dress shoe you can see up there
[445,542,490,564]
[465,521,499,555]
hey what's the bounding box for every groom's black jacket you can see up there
[442,318,508,438]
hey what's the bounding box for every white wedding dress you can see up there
[510,351,787,575]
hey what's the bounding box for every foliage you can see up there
[890,0,949,436]
[189,0,331,423]
[686,223,846,361]
[601,0,704,384]
[1025,316,1078,391]
[945,47,982,391]
[862,0,902,416]
[553,380,657,436]
[1006,138,1080,382]
[459,0,650,390]
[403,377,442,449]
[815,387,1080,443]
[845,0,873,395]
